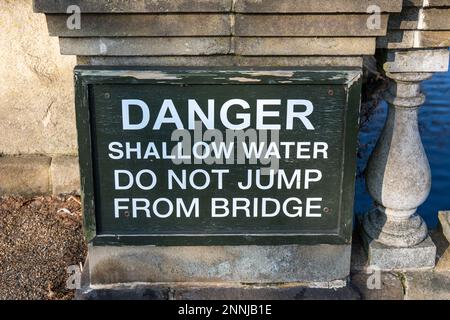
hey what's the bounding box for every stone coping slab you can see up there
[34,0,403,13]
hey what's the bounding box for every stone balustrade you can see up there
[362,0,450,269]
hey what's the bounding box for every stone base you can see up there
[87,244,351,285]
[76,282,360,300]
[361,234,436,271]
[76,262,357,300]
[0,155,80,196]
[438,211,450,242]
[76,242,353,299]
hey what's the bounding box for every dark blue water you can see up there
[355,58,450,229]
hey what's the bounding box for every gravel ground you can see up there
[0,195,87,300]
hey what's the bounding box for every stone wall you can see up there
[0,0,78,195]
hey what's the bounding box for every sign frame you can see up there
[75,66,361,246]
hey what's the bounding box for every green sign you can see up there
[75,67,361,245]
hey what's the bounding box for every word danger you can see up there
[121,98,314,131]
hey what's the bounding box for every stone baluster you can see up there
[361,71,437,270]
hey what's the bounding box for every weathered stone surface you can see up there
[62,37,376,56]
[404,271,450,300]
[172,284,359,300]
[235,37,375,56]
[88,244,351,284]
[77,56,364,67]
[389,8,450,30]
[377,31,450,49]
[414,8,450,30]
[431,228,450,272]
[35,0,403,13]
[76,284,170,300]
[50,156,80,195]
[77,281,360,300]
[383,49,450,73]
[0,156,51,195]
[59,37,230,56]
[435,247,450,272]
[235,14,388,36]
[404,0,450,6]
[362,235,436,270]
[77,257,356,300]
[0,0,77,155]
[438,211,450,243]
[235,0,402,13]
[351,272,404,300]
[75,260,170,300]
[418,31,450,48]
[34,0,232,13]
[46,14,230,37]
[377,31,415,49]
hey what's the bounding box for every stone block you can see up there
[389,8,450,30]
[46,14,230,37]
[388,8,421,30]
[415,8,450,30]
[235,14,388,36]
[404,0,450,6]
[418,31,450,48]
[59,37,230,56]
[172,284,359,300]
[350,272,404,300]
[76,258,358,300]
[377,31,450,49]
[435,247,450,272]
[0,155,51,195]
[235,37,375,56]
[77,56,364,67]
[0,0,77,155]
[50,156,80,195]
[438,211,450,243]
[362,234,436,270]
[34,0,232,13]
[383,49,450,73]
[76,281,360,300]
[377,31,415,49]
[88,244,351,284]
[234,0,402,13]
[430,228,450,272]
[404,271,450,300]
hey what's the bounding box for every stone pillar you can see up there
[361,71,437,270]
[363,72,431,246]
[365,0,450,268]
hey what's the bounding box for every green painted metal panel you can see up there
[74,67,361,246]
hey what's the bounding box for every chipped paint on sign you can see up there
[228,77,261,82]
